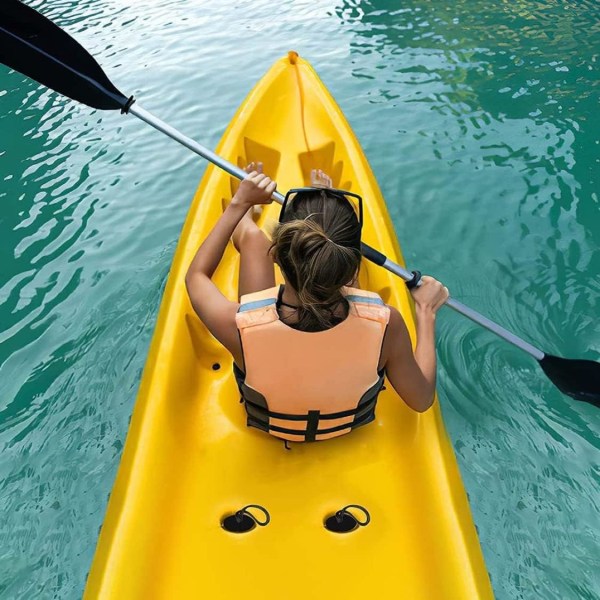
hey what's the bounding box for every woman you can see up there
[185,164,449,443]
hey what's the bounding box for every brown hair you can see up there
[270,190,362,332]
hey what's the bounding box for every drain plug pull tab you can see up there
[221,504,271,533]
[325,504,371,533]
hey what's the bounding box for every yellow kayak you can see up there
[84,52,494,599]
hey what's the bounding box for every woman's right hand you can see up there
[409,276,449,315]
[232,162,277,209]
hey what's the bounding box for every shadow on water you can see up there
[333,1,600,599]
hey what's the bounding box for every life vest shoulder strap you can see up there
[343,286,390,326]
[236,286,280,330]
[236,286,390,329]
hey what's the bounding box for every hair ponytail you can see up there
[270,190,362,332]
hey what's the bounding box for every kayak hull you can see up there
[84,53,494,600]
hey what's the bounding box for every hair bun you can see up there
[270,191,362,331]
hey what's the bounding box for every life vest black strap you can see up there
[243,394,377,422]
[247,407,375,439]
[245,400,377,440]
[306,410,320,442]
[234,364,385,442]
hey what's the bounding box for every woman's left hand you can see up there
[232,164,277,208]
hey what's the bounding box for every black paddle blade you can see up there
[0,0,129,110]
[539,354,600,407]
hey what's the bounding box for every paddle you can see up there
[1,0,598,406]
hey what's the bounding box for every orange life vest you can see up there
[234,286,390,442]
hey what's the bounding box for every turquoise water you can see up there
[1,0,598,597]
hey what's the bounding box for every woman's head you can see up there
[270,189,362,331]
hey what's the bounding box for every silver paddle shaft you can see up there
[128,102,545,362]
[129,103,285,204]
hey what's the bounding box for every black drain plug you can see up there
[324,505,370,533]
[221,505,270,533]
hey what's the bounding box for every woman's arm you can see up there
[382,276,449,412]
[185,171,276,362]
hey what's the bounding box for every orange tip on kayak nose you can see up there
[288,50,299,64]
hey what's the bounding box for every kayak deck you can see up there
[84,53,493,599]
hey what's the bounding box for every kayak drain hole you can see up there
[221,512,256,533]
[221,505,270,533]
[212,363,221,371]
[324,505,370,533]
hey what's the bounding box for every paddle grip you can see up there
[361,243,386,266]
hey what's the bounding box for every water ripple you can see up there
[0,0,599,598]
[338,3,600,597]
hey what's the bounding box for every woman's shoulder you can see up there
[344,287,391,326]
[379,305,412,368]
[386,304,406,327]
